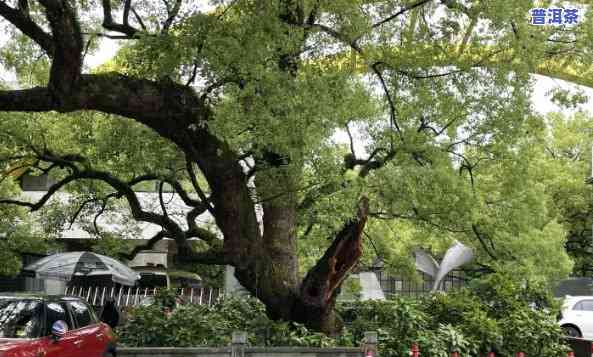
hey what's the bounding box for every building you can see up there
[0,173,214,294]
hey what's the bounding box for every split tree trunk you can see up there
[232,196,370,335]
[0,0,371,336]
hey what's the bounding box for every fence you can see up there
[64,285,223,307]
[375,269,466,297]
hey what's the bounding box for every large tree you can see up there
[0,0,591,333]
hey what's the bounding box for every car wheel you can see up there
[562,325,582,338]
[102,352,115,357]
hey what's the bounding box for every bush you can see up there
[339,297,428,356]
[118,294,348,347]
[118,274,569,356]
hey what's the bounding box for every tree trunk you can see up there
[232,194,369,335]
[0,0,371,335]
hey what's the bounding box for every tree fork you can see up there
[0,0,374,335]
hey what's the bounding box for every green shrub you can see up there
[415,271,568,357]
[339,297,428,356]
[118,295,349,347]
[118,275,569,356]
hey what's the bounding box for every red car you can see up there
[0,294,116,357]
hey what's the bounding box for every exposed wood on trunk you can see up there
[0,0,371,336]
[293,197,370,333]
[300,197,369,306]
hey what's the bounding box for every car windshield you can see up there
[0,298,44,338]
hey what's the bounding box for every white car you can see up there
[559,296,593,339]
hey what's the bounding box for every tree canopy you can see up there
[0,0,592,333]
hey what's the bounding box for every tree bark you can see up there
[293,197,369,333]
[0,0,371,335]
[234,193,370,335]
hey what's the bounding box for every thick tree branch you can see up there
[0,2,54,55]
[38,0,84,98]
[343,146,396,178]
[186,226,220,247]
[17,0,29,16]
[184,203,220,247]
[359,150,396,178]
[0,87,54,111]
[0,73,209,140]
[0,175,79,210]
[101,0,139,37]
[123,0,132,27]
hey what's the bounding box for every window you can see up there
[46,302,73,333]
[0,299,43,338]
[67,301,95,328]
[573,300,593,311]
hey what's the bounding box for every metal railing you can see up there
[64,285,223,307]
[376,270,467,297]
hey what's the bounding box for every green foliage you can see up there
[0,33,49,86]
[342,297,428,356]
[0,0,592,332]
[151,289,180,309]
[538,112,593,277]
[343,274,567,357]
[119,275,568,356]
[0,181,54,276]
[91,234,134,261]
[119,295,345,348]
[338,275,362,301]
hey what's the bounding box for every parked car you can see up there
[0,293,116,357]
[559,295,593,339]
